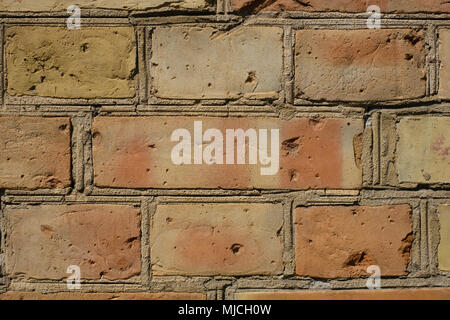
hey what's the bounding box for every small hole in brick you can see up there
[230,243,243,255]
[245,71,257,84]
[59,124,67,131]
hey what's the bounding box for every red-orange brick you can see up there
[232,0,450,13]
[294,205,413,278]
[92,116,362,190]
[151,203,283,276]
[0,116,71,190]
[5,204,141,280]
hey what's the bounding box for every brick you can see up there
[6,27,136,99]
[235,288,450,300]
[232,0,450,13]
[438,204,450,271]
[92,116,362,189]
[0,0,210,11]
[5,204,141,280]
[294,205,413,278]
[439,29,450,98]
[0,117,71,190]
[0,292,205,300]
[294,29,426,102]
[397,116,450,184]
[151,26,283,99]
[151,203,283,275]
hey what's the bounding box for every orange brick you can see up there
[151,203,283,276]
[0,117,71,190]
[294,205,413,278]
[295,29,426,102]
[235,288,450,300]
[5,204,141,280]
[92,116,362,189]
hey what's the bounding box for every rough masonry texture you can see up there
[0,1,449,301]
[295,29,426,102]
[5,204,141,280]
[6,27,136,99]
[92,117,362,189]
[151,26,283,99]
[0,117,71,190]
[397,116,450,184]
[440,29,450,98]
[439,205,450,271]
[151,203,283,275]
[0,0,211,11]
[235,288,450,300]
[232,0,450,13]
[294,205,413,278]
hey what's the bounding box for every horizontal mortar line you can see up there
[1,18,450,27]
[232,276,450,284]
[3,99,137,105]
[89,190,263,194]
[237,13,450,19]
[133,19,450,27]
[2,99,449,108]
[1,11,450,19]
[8,280,144,286]
[0,10,218,18]
[293,98,449,106]
[4,189,450,197]
[0,112,368,118]
[245,20,449,26]
[231,284,450,291]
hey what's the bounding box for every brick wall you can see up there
[0,1,449,300]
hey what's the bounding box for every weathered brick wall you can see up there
[0,0,449,300]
